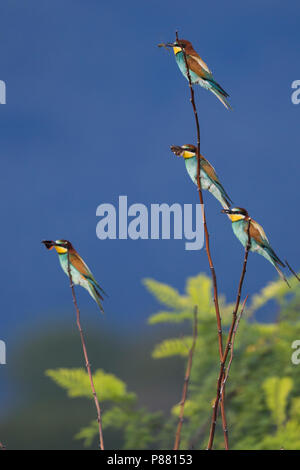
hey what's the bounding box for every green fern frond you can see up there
[75,420,98,447]
[249,275,298,314]
[171,400,198,417]
[152,336,193,359]
[148,310,193,325]
[46,368,136,403]
[185,274,213,315]
[76,406,128,446]
[263,376,293,428]
[143,278,189,309]
[290,397,300,421]
[76,406,162,450]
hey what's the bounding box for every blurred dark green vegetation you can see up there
[0,320,183,450]
[1,273,300,449]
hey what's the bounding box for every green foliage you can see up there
[46,367,163,449]
[172,400,199,418]
[144,271,300,450]
[145,274,234,328]
[255,377,300,449]
[249,277,298,314]
[45,368,135,402]
[143,279,189,310]
[47,271,300,450]
[262,377,293,428]
[148,311,193,325]
[75,405,162,449]
[152,337,192,358]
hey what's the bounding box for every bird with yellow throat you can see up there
[42,239,106,313]
[171,144,232,209]
[162,38,231,109]
[221,208,291,285]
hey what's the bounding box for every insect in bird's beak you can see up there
[221,209,232,214]
[170,145,183,156]
[42,240,55,250]
[157,42,176,49]
[42,240,68,250]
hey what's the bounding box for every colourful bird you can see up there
[42,239,106,312]
[164,39,231,109]
[171,144,232,209]
[221,208,289,285]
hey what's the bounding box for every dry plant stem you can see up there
[174,307,198,450]
[188,419,210,450]
[67,252,105,451]
[175,30,228,449]
[220,295,248,398]
[207,220,251,450]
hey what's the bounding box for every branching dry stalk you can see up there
[220,295,248,398]
[207,220,251,450]
[174,306,198,450]
[175,30,229,449]
[67,251,105,451]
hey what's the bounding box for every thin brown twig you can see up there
[175,30,228,449]
[174,306,198,450]
[220,295,248,398]
[207,220,251,450]
[67,250,105,451]
[188,418,210,450]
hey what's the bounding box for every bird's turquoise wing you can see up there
[69,252,107,296]
[261,241,285,267]
[87,283,105,313]
[201,159,232,206]
[249,220,285,268]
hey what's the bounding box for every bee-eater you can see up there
[164,39,231,109]
[221,208,289,285]
[42,240,106,312]
[171,144,232,209]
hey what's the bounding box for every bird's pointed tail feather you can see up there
[285,260,300,283]
[264,245,285,268]
[209,87,232,110]
[88,277,108,297]
[207,79,229,98]
[212,180,233,209]
[88,283,105,314]
[274,264,290,288]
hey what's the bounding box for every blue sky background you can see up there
[0,1,299,380]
